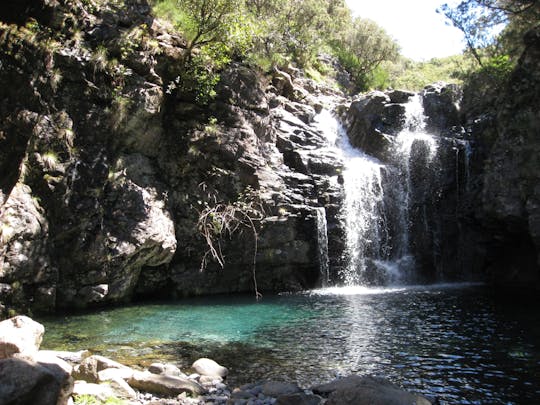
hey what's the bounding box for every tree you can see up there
[153,0,244,61]
[438,0,540,65]
[332,18,400,90]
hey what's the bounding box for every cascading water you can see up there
[315,110,391,285]
[385,95,440,279]
[315,94,441,286]
[315,207,330,286]
[339,140,389,285]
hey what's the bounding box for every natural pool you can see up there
[39,283,540,404]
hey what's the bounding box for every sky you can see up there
[345,0,465,61]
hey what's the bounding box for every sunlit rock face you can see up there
[0,0,347,314]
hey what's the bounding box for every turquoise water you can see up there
[39,284,540,404]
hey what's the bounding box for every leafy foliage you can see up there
[386,54,476,91]
[151,0,400,94]
[436,0,536,110]
[438,0,539,65]
[331,18,399,90]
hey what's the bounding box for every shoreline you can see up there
[0,315,433,405]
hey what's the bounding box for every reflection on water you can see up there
[39,284,540,404]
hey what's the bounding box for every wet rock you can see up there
[276,392,323,405]
[479,25,540,289]
[312,374,366,395]
[344,91,402,161]
[192,358,228,378]
[388,89,415,104]
[262,381,302,397]
[421,82,461,132]
[0,316,44,359]
[314,375,431,405]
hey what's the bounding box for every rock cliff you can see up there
[0,0,345,314]
[476,26,540,290]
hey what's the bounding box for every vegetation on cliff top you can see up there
[151,0,400,93]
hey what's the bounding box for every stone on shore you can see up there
[148,362,186,377]
[276,392,323,405]
[73,354,131,383]
[0,357,66,405]
[34,351,74,405]
[0,316,45,359]
[313,375,431,405]
[262,381,302,397]
[192,357,228,378]
[128,370,204,396]
[38,349,91,364]
[97,366,135,382]
[72,381,116,402]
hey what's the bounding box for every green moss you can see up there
[73,395,127,405]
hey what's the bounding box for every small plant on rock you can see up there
[197,186,265,299]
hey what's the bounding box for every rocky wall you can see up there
[0,0,346,315]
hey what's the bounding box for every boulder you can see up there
[148,362,185,377]
[128,370,204,396]
[0,316,44,359]
[421,82,461,132]
[34,351,74,405]
[276,392,323,405]
[262,381,302,397]
[73,355,130,383]
[388,89,415,104]
[344,91,402,161]
[192,358,228,378]
[273,67,296,100]
[104,376,138,400]
[199,375,223,385]
[314,375,431,405]
[97,367,134,382]
[0,357,68,405]
[312,374,366,395]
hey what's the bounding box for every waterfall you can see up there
[314,93,443,287]
[340,147,388,285]
[316,110,391,285]
[386,95,439,276]
[315,207,330,286]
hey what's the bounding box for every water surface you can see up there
[40,284,540,404]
